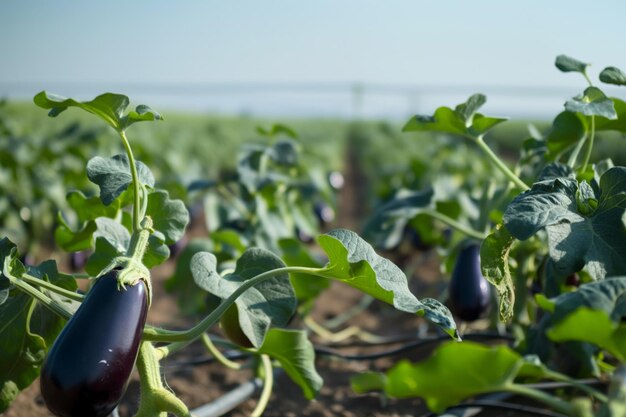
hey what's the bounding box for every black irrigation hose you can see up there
[421,400,569,417]
[314,332,514,361]
[163,332,515,368]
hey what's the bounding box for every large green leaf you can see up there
[403,94,508,137]
[191,249,297,348]
[87,154,155,206]
[565,87,618,120]
[352,342,541,413]
[316,229,458,339]
[544,111,587,159]
[33,91,162,131]
[258,328,323,400]
[480,225,516,322]
[547,308,626,361]
[504,167,626,279]
[146,190,189,245]
[165,239,216,315]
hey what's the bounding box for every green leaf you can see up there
[258,328,323,399]
[364,188,434,250]
[66,190,120,222]
[267,139,299,166]
[54,215,98,252]
[600,67,626,86]
[87,154,155,206]
[85,237,123,276]
[555,55,589,74]
[544,112,587,159]
[565,87,618,120]
[191,248,297,348]
[547,307,626,361]
[596,98,626,133]
[145,231,170,268]
[256,123,298,139]
[146,190,189,244]
[33,91,162,131]
[480,225,516,322]
[165,239,216,315]
[403,94,508,138]
[375,342,530,412]
[0,242,74,412]
[504,168,626,279]
[351,372,387,394]
[316,229,458,339]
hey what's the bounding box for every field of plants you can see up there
[2,54,626,417]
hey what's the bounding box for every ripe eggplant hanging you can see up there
[448,244,491,322]
[40,270,148,417]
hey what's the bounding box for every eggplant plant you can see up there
[0,92,459,417]
[355,55,626,416]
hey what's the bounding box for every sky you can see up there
[1,1,626,118]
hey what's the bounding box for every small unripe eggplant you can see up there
[448,244,491,322]
[40,270,148,417]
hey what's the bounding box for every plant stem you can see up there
[201,333,243,370]
[471,135,530,191]
[505,383,575,416]
[567,133,587,168]
[142,266,323,343]
[580,116,595,174]
[250,355,273,417]
[20,273,84,302]
[7,275,73,320]
[118,130,142,232]
[421,209,487,240]
[543,369,608,403]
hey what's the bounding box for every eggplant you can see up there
[448,244,491,322]
[40,270,148,417]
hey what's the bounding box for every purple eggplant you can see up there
[40,270,148,417]
[448,244,491,322]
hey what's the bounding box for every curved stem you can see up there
[142,266,323,343]
[250,355,273,417]
[118,130,142,232]
[505,383,574,416]
[472,135,530,191]
[21,273,84,302]
[580,116,595,174]
[421,209,487,240]
[201,333,243,370]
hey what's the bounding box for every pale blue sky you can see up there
[1,1,625,117]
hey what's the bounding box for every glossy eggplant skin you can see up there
[40,270,148,417]
[448,244,491,322]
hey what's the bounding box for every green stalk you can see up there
[118,130,142,232]
[505,383,575,416]
[8,277,73,320]
[142,266,322,343]
[567,134,588,168]
[470,135,529,191]
[250,355,273,417]
[543,369,608,403]
[201,333,243,370]
[580,116,595,174]
[421,209,487,240]
[21,273,85,302]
